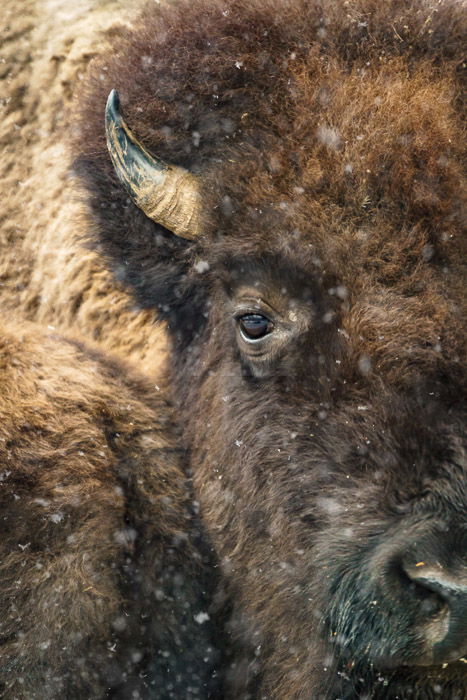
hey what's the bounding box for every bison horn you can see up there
[105,89,202,240]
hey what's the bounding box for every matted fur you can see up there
[73,0,466,697]
[0,0,166,376]
[0,318,221,699]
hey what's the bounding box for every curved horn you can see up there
[105,89,202,240]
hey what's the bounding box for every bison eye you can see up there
[238,314,274,341]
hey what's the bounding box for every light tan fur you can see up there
[0,0,166,375]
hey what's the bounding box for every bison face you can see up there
[177,244,466,699]
[104,102,466,696]
[101,91,467,697]
[76,1,466,695]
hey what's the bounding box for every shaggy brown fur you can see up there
[0,318,221,699]
[0,0,167,376]
[73,0,467,697]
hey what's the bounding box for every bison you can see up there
[0,318,221,698]
[0,0,167,377]
[71,0,465,697]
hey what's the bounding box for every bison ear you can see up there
[105,90,203,241]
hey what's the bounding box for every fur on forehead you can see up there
[73,0,465,328]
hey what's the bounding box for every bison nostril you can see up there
[399,566,446,616]
[418,593,444,617]
[402,561,467,664]
[403,563,466,606]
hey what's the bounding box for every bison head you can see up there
[75,0,466,696]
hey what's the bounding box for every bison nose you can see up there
[402,561,467,664]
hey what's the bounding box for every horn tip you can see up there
[106,89,121,122]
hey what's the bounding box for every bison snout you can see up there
[402,560,467,665]
[337,526,467,669]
